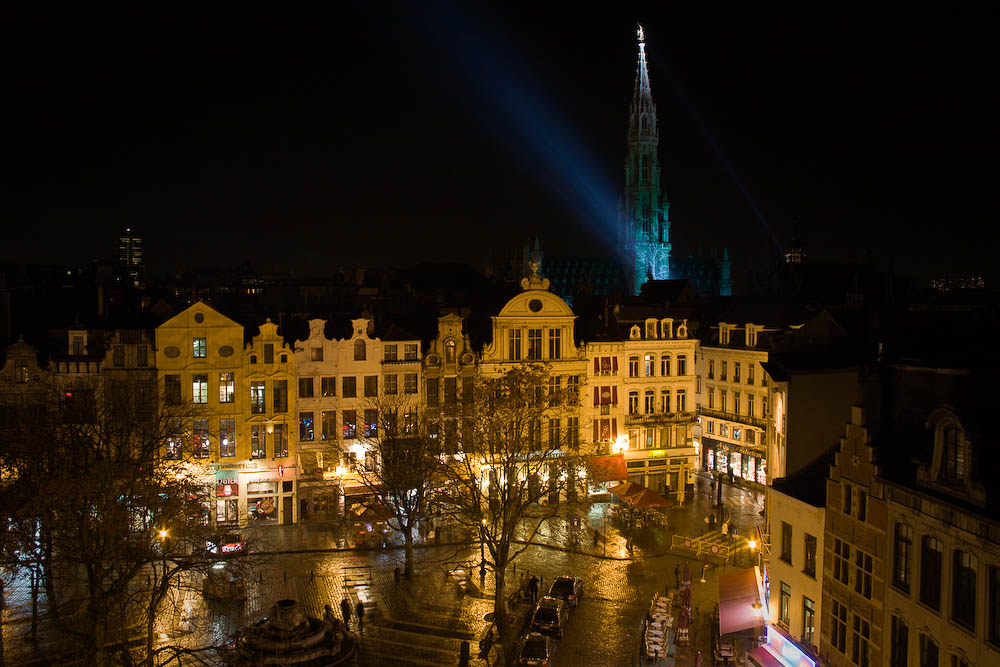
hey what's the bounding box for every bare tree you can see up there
[354,393,439,577]
[0,377,219,666]
[437,364,582,647]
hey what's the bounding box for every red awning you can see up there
[589,454,629,482]
[718,567,763,635]
[747,646,786,667]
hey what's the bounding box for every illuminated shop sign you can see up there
[216,478,238,497]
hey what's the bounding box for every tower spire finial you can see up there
[633,23,652,113]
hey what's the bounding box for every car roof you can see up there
[538,596,563,607]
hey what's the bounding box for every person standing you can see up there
[528,575,539,604]
[356,600,365,632]
[340,597,352,630]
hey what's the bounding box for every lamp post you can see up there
[748,536,758,568]
[479,518,487,581]
[157,528,169,580]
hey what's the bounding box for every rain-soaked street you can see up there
[1,474,765,665]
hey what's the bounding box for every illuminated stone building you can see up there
[423,313,476,457]
[589,308,698,500]
[480,262,588,499]
[619,25,670,296]
[699,321,781,486]
[118,227,144,288]
[241,318,298,526]
[294,316,422,519]
[155,303,270,527]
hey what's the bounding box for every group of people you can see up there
[518,571,542,604]
[324,596,367,633]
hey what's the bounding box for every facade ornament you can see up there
[520,259,550,291]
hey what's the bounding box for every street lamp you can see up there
[751,600,763,618]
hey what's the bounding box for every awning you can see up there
[747,646,786,667]
[718,567,764,635]
[588,454,629,482]
[343,484,378,496]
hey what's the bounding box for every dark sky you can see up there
[4,4,996,285]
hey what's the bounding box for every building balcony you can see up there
[698,407,767,429]
[625,411,697,426]
[381,358,420,365]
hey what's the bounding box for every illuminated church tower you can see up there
[619,25,670,295]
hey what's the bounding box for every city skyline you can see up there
[4,5,995,285]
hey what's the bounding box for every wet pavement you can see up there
[1,473,764,665]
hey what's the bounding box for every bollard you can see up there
[459,640,470,666]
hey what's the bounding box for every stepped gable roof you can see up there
[771,447,836,508]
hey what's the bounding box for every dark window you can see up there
[832,600,848,653]
[136,345,148,366]
[527,329,542,360]
[273,380,288,413]
[384,374,398,395]
[298,377,314,398]
[834,538,851,585]
[855,550,873,598]
[804,534,817,577]
[920,536,942,610]
[780,522,792,564]
[311,346,323,361]
[342,376,357,398]
[463,376,474,405]
[384,344,397,361]
[444,377,457,404]
[263,343,274,364]
[354,339,366,361]
[113,345,125,366]
[404,344,418,361]
[890,616,908,667]
[548,329,561,359]
[364,375,378,397]
[165,374,182,404]
[989,566,1000,647]
[919,634,938,667]
[844,483,853,515]
[851,615,870,666]
[404,373,418,394]
[321,377,336,397]
[952,550,977,630]
[893,523,912,593]
[858,490,867,521]
[426,378,439,407]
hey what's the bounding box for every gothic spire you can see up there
[631,24,655,120]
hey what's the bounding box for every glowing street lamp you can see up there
[748,537,757,550]
[752,600,763,618]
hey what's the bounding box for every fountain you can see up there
[237,599,355,665]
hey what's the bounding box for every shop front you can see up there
[748,625,817,667]
[241,465,297,526]
[703,438,767,486]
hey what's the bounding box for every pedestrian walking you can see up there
[356,600,365,632]
[528,575,539,604]
[340,597,352,629]
[674,563,680,589]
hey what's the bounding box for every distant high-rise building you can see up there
[118,227,144,287]
[619,25,671,296]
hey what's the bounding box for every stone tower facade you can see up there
[619,25,671,295]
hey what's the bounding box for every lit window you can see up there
[220,418,236,457]
[192,374,208,404]
[193,337,206,358]
[219,372,235,403]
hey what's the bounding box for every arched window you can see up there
[445,339,456,363]
[641,155,648,184]
[641,115,647,131]
[354,339,366,361]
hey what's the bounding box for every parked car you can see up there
[530,596,567,638]
[518,632,554,665]
[547,575,583,607]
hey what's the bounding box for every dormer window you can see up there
[645,319,657,339]
[719,324,731,346]
[354,339,366,361]
[746,324,759,348]
[941,425,965,482]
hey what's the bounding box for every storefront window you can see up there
[747,456,755,481]
[717,453,728,473]
[707,449,715,471]
[757,460,767,484]
[217,498,238,523]
[731,452,742,478]
[247,482,278,523]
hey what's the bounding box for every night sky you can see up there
[4,4,995,286]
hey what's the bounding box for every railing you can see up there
[698,407,767,429]
[626,412,697,425]
[671,534,732,563]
